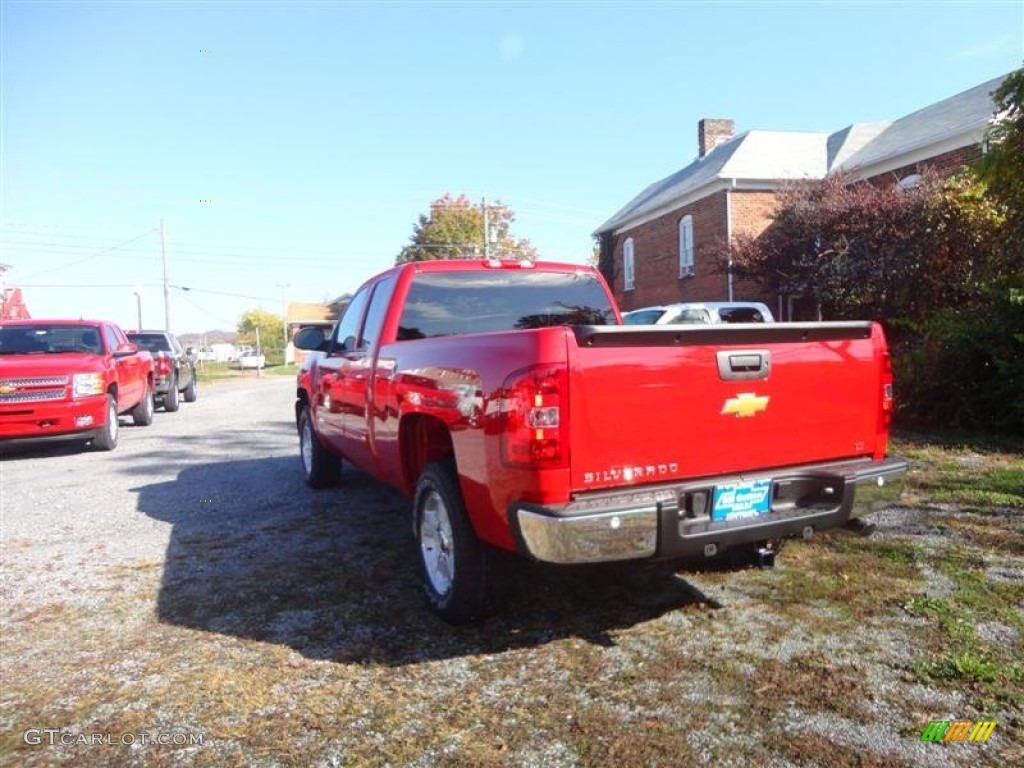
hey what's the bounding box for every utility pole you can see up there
[133,283,144,330]
[277,283,290,346]
[481,197,489,260]
[160,219,170,331]
[255,326,262,378]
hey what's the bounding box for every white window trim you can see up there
[679,215,694,278]
[623,238,635,291]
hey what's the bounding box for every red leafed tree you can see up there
[724,171,1003,334]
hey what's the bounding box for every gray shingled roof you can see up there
[831,75,1004,173]
[595,73,1008,236]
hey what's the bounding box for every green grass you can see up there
[196,361,298,381]
[904,542,1024,708]
[891,434,1024,509]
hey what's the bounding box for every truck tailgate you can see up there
[566,322,887,493]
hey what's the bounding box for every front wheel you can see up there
[132,381,154,426]
[413,458,487,624]
[299,406,341,488]
[91,394,119,451]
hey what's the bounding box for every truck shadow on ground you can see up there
[0,419,150,461]
[138,457,724,665]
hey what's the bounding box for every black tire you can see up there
[164,374,180,412]
[91,394,119,451]
[413,458,487,624]
[132,381,154,426]
[183,371,198,402]
[299,406,341,488]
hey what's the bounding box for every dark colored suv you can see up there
[126,330,198,412]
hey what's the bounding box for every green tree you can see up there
[237,309,284,349]
[396,194,538,263]
[980,66,1024,255]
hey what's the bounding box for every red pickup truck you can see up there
[0,319,155,450]
[294,259,906,622]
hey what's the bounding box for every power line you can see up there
[175,290,238,327]
[0,230,384,258]
[19,283,155,288]
[17,229,157,280]
[169,284,280,303]
[0,241,391,264]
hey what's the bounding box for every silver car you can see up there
[622,301,774,326]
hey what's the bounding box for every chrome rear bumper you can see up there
[511,456,908,565]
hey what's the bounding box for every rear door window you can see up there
[398,270,615,339]
[719,307,766,323]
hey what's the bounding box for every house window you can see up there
[623,238,635,291]
[678,215,694,277]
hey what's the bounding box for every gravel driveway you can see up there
[1,376,1020,767]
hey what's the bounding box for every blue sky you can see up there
[1,0,1021,335]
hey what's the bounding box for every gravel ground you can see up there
[1,375,1020,767]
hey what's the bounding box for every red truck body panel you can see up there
[563,323,889,491]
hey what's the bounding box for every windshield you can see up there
[664,308,712,325]
[622,309,666,325]
[0,325,104,354]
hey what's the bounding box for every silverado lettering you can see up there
[294,259,907,623]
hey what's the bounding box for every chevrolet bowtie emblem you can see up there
[722,392,769,417]
[0,385,15,395]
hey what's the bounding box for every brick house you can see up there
[594,73,1009,320]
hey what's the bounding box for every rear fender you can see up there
[399,413,454,495]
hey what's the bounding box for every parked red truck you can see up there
[294,259,906,622]
[0,319,155,450]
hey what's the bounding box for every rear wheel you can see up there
[183,372,198,402]
[164,375,180,412]
[132,381,154,426]
[91,394,119,451]
[299,406,341,487]
[414,458,487,624]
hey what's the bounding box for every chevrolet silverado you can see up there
[294,259,906,622]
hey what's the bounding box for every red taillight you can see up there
[500,364,567,468]
[880,352,894,428]
[157,352,172,377]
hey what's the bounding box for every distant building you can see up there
[594,73,1010,320]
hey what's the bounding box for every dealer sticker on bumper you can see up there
[713,479,773,521]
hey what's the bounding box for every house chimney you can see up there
[698,118,734,157]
